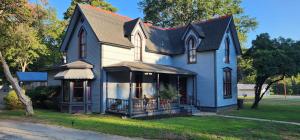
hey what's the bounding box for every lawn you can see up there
[0,109,300,140]
[223,95,300,123]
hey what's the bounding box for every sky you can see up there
[40,0,300,47]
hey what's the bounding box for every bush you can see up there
[159,84,179,100]
[3,90,24,110]
[26,86,61,110]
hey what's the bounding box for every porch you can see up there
[54,60,94,114]
[104,61,197,117]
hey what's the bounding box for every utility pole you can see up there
[283,76,287,100]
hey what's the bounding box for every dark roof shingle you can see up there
[77,4,240,55]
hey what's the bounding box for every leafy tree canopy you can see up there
[139,0,257,46]
[64,0,117,20]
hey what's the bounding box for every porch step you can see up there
[180,105,200,115]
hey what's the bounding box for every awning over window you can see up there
[54,60,95,80]
[103,61,196,75]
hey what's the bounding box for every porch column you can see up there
[177,75,180,105]
[128,71,133,117]
[156,73,160,110]
[194,76,198,106]
[192,76,195,105]
[83,80,87,113]
[60,80,64,111]
[69,81,73,113]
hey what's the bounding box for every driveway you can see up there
[0,120,142,140]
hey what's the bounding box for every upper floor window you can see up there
[79,28,87,59]
[223,68,232,98]
[225,36,230,63]
[134,33,142,61]
[187,36,197,64]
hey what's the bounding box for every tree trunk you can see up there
[252,83,262,109]
[0,51,34,115]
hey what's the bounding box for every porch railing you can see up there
[106,98,128,114]
[106,98,180,114]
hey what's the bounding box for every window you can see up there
[187,37,197,63]
[134,33,142,61]
[79,28,87,59]
[225,36,230,63]
[73,80,84,102]
[223,68,232,98]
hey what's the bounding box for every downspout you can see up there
[99,41,104,113]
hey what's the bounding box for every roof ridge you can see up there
[80,4,133,21]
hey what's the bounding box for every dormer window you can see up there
[134,33,142,61]
[79,28,87,59]
[225,36,230,63]
[187,36,197,64]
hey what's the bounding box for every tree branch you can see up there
[259,75,285,101]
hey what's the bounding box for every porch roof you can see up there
[103,61,197,75]
[54,60,95,80]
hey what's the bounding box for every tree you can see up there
[244,33,300,108]
[139,0,257,46]
[64,0,117,20]
[29,1,66,70]
[0,0,34,115]
[5,24,48,72]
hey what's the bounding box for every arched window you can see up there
[225,36,230,63]
[79,28,87,59]
[223,67,232,98]
[187,37,197,63]
[134,33,142,61]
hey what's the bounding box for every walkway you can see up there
[0,120,143,140]
[193,112,300,126]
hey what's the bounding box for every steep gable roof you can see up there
[62,4,241,55]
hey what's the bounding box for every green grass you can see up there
[0,109,300,140]
[224,96,300,123]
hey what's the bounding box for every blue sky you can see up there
[42,0,300,47]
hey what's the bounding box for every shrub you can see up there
[159,84,179,100]
[3,90,24,110]
[26,86,60,110]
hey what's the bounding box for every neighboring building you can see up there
[16,72,48,89]
[238,84,270,97]
[54,4,241,117]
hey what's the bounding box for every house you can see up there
[54,4,241,117]
[238,84,270,97]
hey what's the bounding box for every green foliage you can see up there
[26,86,61,110]
[159,84,178,100]
[5,24,48,72]
[245,33,300,82]
[139,0,257,46]
[271,75,300,95]
[3,90,24,110]
[64,0,117,20]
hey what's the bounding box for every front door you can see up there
[179,77,187,104]
[135,73,143,98]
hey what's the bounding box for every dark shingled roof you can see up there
[75,4,241,55]
[104,61,196,75]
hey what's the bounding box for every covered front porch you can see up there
[104,61,197,117]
